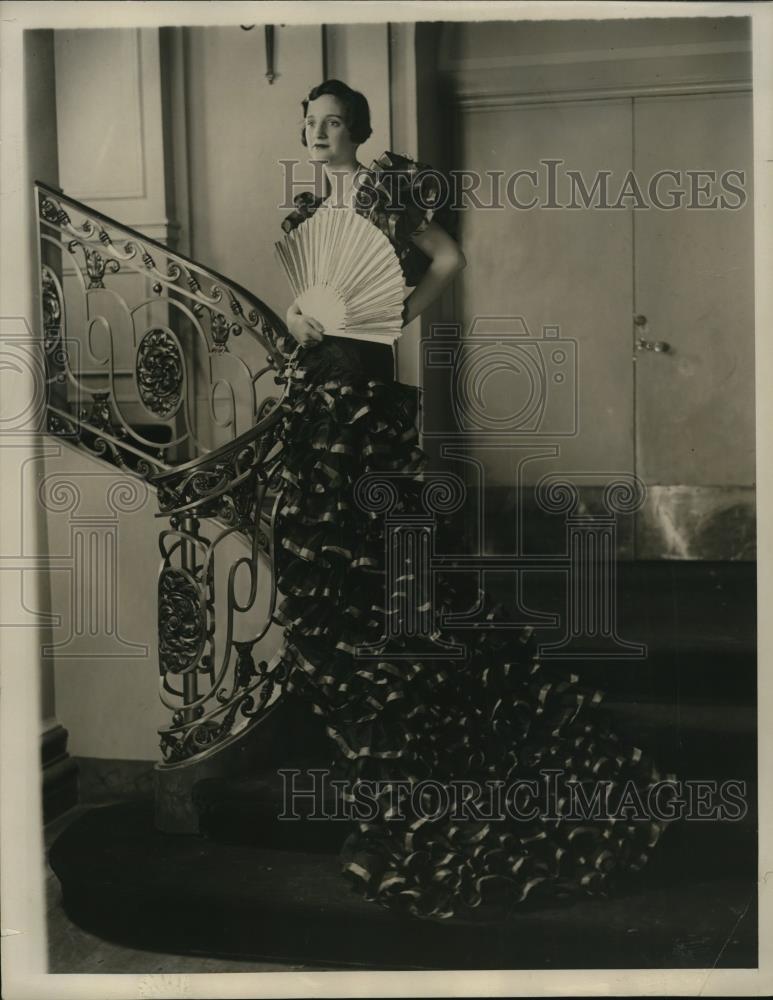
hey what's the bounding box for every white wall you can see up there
[41,442,167,760]
[183,25,324,319]
[325,22,391,163]
[43,441,281,760]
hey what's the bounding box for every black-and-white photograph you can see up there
[1,1,771,996]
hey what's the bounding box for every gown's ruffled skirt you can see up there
[263,338,674,921]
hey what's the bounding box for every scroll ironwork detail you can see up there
[35,181,298,767]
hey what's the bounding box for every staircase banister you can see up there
[34,179,291,367]
[149,393,286,517]
[36,179,293,797]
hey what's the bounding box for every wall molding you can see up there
[444,40,751,73]
[458,79,752,111]
[56,28,167,224]
[88,27,147,202]
[58,28,146,202]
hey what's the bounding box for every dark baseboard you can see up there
[437,482,755,561]
[42,724,78,824]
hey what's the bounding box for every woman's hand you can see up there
[286,301,324,347]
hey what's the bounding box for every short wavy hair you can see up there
[300,79,373,146]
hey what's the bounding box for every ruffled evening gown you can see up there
[263,151,674,921]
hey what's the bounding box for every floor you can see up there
[44,804,326,974]
[45,795,757,973]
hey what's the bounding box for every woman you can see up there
[266,79,674,921]
[284,80,466,347]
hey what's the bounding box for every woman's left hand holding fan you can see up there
[286,300,324,347]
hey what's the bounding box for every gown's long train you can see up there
[262,336,674,921]
[260,151,674,920]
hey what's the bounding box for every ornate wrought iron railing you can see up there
[152,420,288,763]
[36,182,297,766]
[36,180,293,473]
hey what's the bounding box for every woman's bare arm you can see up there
[401,220,466,326]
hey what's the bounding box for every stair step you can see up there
[543,651,756,705]
[601,701,755,732]
[480,559,756,703]
[194,696,756,852]
[599,700,756,778]
[48,801,756,969]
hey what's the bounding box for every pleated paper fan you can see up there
[274,206,406,345]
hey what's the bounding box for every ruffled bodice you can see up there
[281,150,460,289]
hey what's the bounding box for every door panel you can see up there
[633,92,754,487]
[456,100,634,485]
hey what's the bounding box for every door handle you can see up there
[636,337,671,353]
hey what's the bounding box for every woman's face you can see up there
[304,94,358,166]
